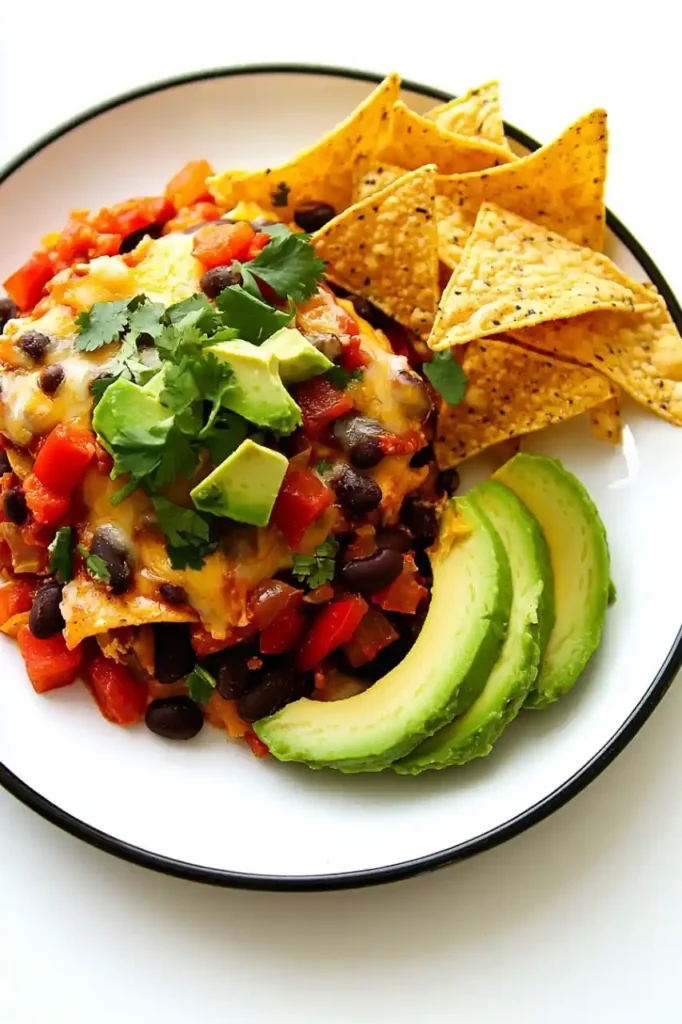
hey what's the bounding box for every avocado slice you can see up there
[207,339,302,434]
[92,377,171,451]
[493,454,610,708]
[395,481,554,773]
[254,495,512,772]
[190,438,288,527]
[260,327,333,384]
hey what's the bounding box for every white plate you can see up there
[1,65,680,891]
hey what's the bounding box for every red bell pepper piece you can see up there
[93,196,174,239]
[33,424,96,495]
[343,606,399,668]
[3,251,55,311]
[297,595,368,671]
[192,221,257,269]
[295,378,354,440]
[249,579,303,630]
[23,473,70,526]
[165,159,214,210]
[260,605,307,655]
[372,554,428,615]
[245,730,269,758]
[18,625,83,694]
[0,579,36,626]
[270,469,333,548]
[340,334,370,371]
[86,655,148,725]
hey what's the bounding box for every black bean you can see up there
[436,468,460,495]
[293,201,336,232]
[376,527,411,552]
[349,436,384,470]
[237,665,309,723]
[91,524,132,595]
[159,583,188,605]
[327,282,351,299]
[0,296,18,332]
[182,216,235,235]
[200,265,241,299]
[401,498,438,546]
[409,443,434,469]
[341,548,403,595]
[145,696,204,740]
[18,331,51,363]
[304,331,342,361]
[333,466,382,516]
[250,216,278,231]
[39,364,65,395]
[0,450,11,476]
[215,648,252,700]
[3,487,27,525]
[29,582,64,639]
[351,296,392,330]
[413,548,433,584]
[332,414,384,469]
[153,622,196,683]
[118,222,163,254]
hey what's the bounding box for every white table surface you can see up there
[2,3,681,1021]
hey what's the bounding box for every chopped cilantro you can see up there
[292,537,339,589]
[186,664,217,706]
[314,459,333,477]
[204,412,248,465]
[423,350,468,407]
[126,295,165,343]
[151,496,217,571]
[271,181,290,207]
[323,365,363,390]
[77,543,111,584]
[214,286,293,344]
[75,300,130,352]
[235,230,326,303]
[47,527,73,584]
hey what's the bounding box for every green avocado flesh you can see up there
[395,481,554,773]
[254,495,512,772]
[493,454,610,709]
[190,438,288,527]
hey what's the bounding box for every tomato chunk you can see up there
[249,579,303,630]
[260,605,307,655]
[190,622,257,658]
[343,606,399,667]
[372,554,428,615]
[23,474,70,526]
[33,424,96,495]
[245,730,269,758]
[165,159,214,210]
[86,655,148,725]
[192,221,257,269]
[270,469,332,548]
[0,579,36,626]
[297,596,368,671]
[3,251,55,311]
[296,378,353,440]
[18,626,83,694]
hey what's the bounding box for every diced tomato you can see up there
[297,595,368,672]
[23,474,70,526]
[162,201,222,235]
[337,308,360,337]
[270,469,333,548]
[192,221,256,269]
[165,159,214,210]
[379,430,424,456]
[343,606,399,668]
[86,655,148,725]
[17,626,83,694]
[345,525,377,561]
[190,622,257,658]
[340,334,370,371]
[0,579,36,626]
[249,579,303,630]
[92,196,174,240]
[372,554,428,615]
[3,251,55,311]
[247,232,270,260]
[303,583,334,605]
[245,730,269,758]
[295,378,354,440]
[260,605,307,655]
[33,424,95,495]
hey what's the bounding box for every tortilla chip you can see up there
[428,203,647,350]
[207,74,401,214]
[436,109,608,268]
[313,166,440,337]
[589,391,623,444]
[509,293,682,425]
[433,338,616,467]
[353,162,405,202]
[379,102,515,176]
[425,81,511,150]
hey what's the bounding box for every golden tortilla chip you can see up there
[434,338,616,467]
[379,102,515,175]
[207,74,401,214]
[313,166,440,337]
[436,109,608,268]
[425,81,511,150]
[589,391,623,445]
[509,292,682,425]
[353,162,405,202]
[428,203,647,350]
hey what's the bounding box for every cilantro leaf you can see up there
[90,372,121,405]
[75,300,130,352]
[109,420,174,480]
[271,181,290,207]
[186,665,217,706]
[165,293,214,329]
[292,537,339,589]
[151,496,216,571]
[47,527,74,584]
[126,296,165,343]
[215,286,293,343]
[204,412,249,466]
[236,232,326,303]
[322,365,363,390]
[160,359,201,415]
[423,350,468,407]
[77,543,111,584]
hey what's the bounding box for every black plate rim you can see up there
[1,61,680,893]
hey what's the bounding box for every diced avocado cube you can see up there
[208,339,302,434]
[261,327,333,384]
[190,438,288,527]
[92,377,171,450]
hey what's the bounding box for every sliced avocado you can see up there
[254,495,512,772]
[395,481,554,773]
[260,327,333,384]
[208,339,302,434]
[190,438,287,527]
[92,377,170,450]
[493,454,610,709]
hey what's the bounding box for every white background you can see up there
[2,2,681,1021]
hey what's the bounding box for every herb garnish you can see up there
[77,543,112,584]
[322,365,364,390]
[292,537,339,589]
[423,350,468,407]
[186,665,218,705]
[47,527,74,584]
